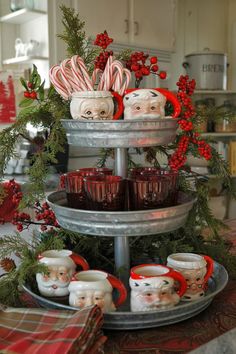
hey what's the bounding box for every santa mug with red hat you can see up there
[36,250,89,297]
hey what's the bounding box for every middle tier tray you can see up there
[47,191,196,237]
[61,118,177,148]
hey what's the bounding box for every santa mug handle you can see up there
[124,88,181,118]
[107,273,127,307]
[112,91,124,120]
[70,252,89,271]
[168,269,187,297]
[203,255,214,283]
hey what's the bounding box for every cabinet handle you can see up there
[134,21,139,36]
[124,19,129,34]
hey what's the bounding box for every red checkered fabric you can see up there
[0,304,106,354]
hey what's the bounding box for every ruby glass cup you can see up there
[62,168,113,209]
[128,175,171,210]
[84,175,126,211]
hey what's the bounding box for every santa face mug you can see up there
[70,90,123,120]
[123,88,181,120]
[167,253,214,301]
[36,250,89,297]
[129,264,187,312]
[68,270,127,313]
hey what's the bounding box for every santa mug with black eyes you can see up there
[68,270,127,313]
[70,90,124,120]
[167,253,214,301]
[36,250,89,298]
[123,88,181,120]
[129,264,187,312]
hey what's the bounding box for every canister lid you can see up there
[185,48,227,57]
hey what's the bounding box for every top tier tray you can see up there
[61,118,177,148]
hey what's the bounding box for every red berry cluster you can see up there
[35,201,60,231]
[94,30,113,49]
[24,82,37,99]
[176,75,196,96]
[197,141,212,160]
[178,119,193,131]
[94,50,113,70]
[125,52,167,81]
[3,179,22,206]
[11,200,60,232]
[169,136,190,170]
[12,211,31,232]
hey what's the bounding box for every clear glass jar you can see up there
[215,100,236,133]
[195,99,208,132]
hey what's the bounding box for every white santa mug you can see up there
[129,264,187,312]
[68,270,127,313]
[167,253,214,301]
[70,90,123,120]
[123,88,181,120]
[36,250,89,297]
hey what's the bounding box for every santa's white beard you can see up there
[36,274,69,297]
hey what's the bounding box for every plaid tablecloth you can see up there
[0,304,106,354]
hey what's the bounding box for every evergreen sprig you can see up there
[57,5,100,74]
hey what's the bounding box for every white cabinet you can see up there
[130,0,176,50]
[73,0,129,45]
[72,0,176,51]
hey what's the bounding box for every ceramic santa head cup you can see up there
[68,270,127,313]
[70,90,123,120]
[123,88,181,120]
[36,250,89,297]
[167,253,214,301]
[129,264,187,312]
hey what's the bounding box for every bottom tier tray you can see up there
[23,262,228,330]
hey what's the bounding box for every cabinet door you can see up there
[74,0,129,44]
[132,0,176,50]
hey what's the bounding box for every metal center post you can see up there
[114,147,130,286]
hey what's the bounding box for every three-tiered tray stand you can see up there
[42,118,228,330]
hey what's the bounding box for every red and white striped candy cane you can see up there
[110,60,124,92]
[91,68,103,87]
[71,55,94,91]
[98,55,113,91]
[60,58,81,92]
[119,68,131,96]
[49,65,70,100]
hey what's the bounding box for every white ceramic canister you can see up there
[183,49,227,90]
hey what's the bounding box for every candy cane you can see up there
[60,58,81,92]
[91,68,103,87]
[49,65,70,100]
[118,68,131,95]
[71,55,94,91]
[98,55,113,91]
[110,60,124,92]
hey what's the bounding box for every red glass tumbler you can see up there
[128,175,170,210]
[77,167,113,177]
[84,175,126,211]
[64,171,86,209]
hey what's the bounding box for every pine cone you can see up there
[0,257,16,272]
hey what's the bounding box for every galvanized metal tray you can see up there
[47,191,196,237]
[61,118,177,148]
[22,262,228,330]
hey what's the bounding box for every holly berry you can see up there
[151,64,158,72]
[159,71,167,80]
[24,91,31,98]
[150,56,157,64]
[30,91,37,99]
